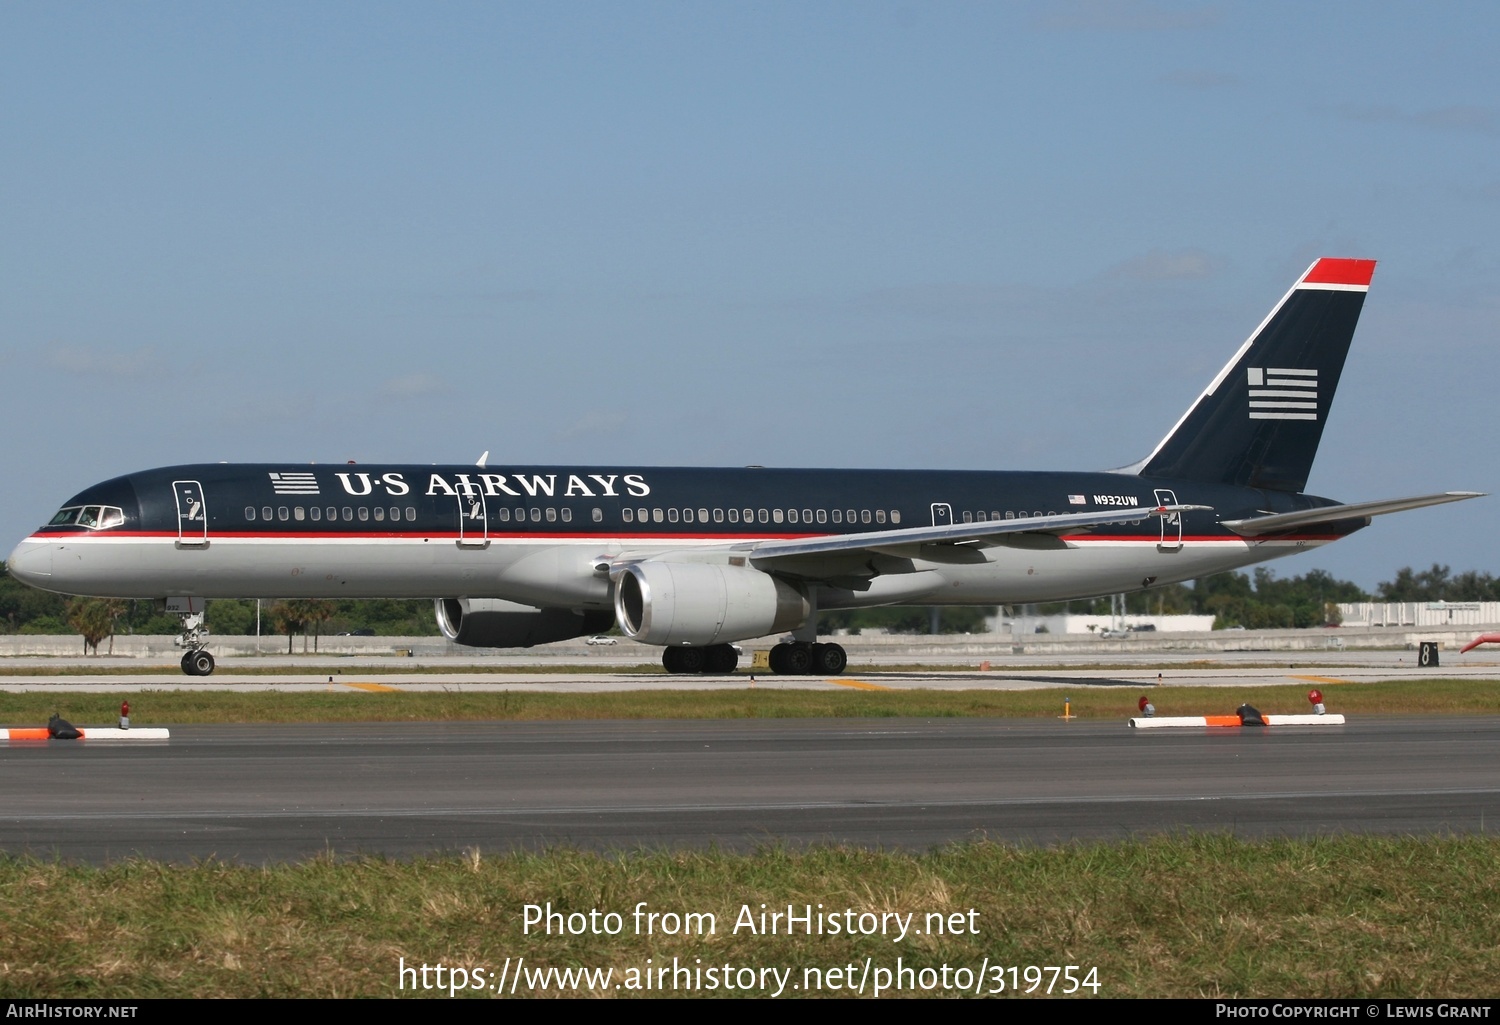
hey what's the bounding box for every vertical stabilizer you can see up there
[1138,258,1375,493]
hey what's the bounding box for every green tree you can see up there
[65,597,126,655]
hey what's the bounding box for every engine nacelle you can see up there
[435,598,613,648]
[613,561,809,646]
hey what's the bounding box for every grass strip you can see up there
[4,679,1498,725]
[2,835,1497,998]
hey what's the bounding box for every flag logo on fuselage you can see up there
[269,472,320,495]
[1247,367,1317,421]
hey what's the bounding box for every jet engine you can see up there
[435,598,613,648]
[613,561,809,646]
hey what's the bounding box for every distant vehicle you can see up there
[1129,624,1157,632]
[1100,629,1130,639]
[585,635,618,646]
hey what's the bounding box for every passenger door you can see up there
[173,480,208,548]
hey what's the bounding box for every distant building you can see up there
[1338,601,1500,628]
[989,613,1217,635]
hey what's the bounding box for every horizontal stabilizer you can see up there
[1220,492,1483,537]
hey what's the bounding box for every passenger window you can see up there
[832,510,842,524]
[713,509,723,523]
[962,511,973,523]
[847,509,857,523]
[772,509,783,524]
[975,511,986,522]
[758,509,769,524]
[295,507,306,521]
[698,508,709,522]
[667,508,679,523]
[802,509,812,523]
[278,507,289,521]
[653,509,664,523]
[495,508,509,522]
[327,507,337,521]
[1006,511,1015,520]
[310,507,321,522]
[530,508,542,523]
[372,507,383,522]
[264,507,274,521]
[546,507,557,522]
[592,508,603,523]
[343,508,354,521]
[817,509,827,524]
[405,507,416,520]
[245,507,256,521]
[387,507,398,522]
[358,507,369,522]
[728,509,739,523]
[875,509,886,524]
[891,510,901,524]
[622,508,633,523]
[787,509,798,524]
[561,508,571,523]
[743,509,754,523]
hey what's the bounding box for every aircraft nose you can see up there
[6,540,53,586]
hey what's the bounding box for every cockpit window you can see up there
[47,505,125,530]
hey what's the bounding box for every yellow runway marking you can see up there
[829,678,893,691]
[344,682,401,693]
[1289,675,1353,685]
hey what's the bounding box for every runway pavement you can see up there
[1,648,1496,693]
[3,716,1498,863]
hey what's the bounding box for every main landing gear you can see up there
[662,643,740,675]
[768,641,847,676]
[173,610,215,677]
[658,641,849,676]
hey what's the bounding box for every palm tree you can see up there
[66,597,126,655]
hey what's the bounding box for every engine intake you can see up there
[435,598,613,648]
[614,562,809,646]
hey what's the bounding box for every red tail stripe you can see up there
[1302,258,1376,287]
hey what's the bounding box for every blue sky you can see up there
[3,1,1496,591]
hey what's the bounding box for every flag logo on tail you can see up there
[1247,367,1318,421]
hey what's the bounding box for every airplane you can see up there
[6,257,1481,677]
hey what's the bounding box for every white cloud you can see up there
[1338,104,1499,137]
[1157,69,1240,89]
[379,373,447,398]
[1032,0,1225,32]
[44,341,159,377]
[1104,248,1221,282]
[555,410,628,442]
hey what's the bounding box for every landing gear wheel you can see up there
[704,644,739,674]
[812,643,848,675]
[676,646,706,674]
[769,643,789,675]
[183,650,215,677]
[662,647,685,674]
[773,643,812,675]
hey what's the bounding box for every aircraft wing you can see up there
[1220,491,1483,537]
[742,504,1210,565]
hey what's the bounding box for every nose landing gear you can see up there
[172,609,215,676]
